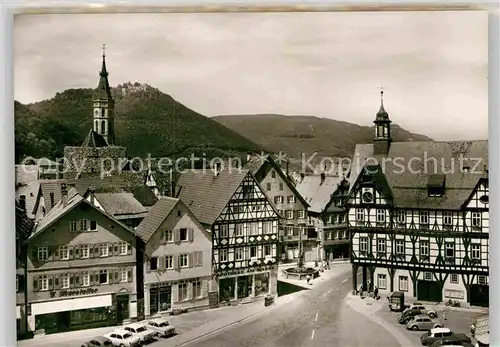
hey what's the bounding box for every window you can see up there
[263,221,272,234]
[472,212,482,229]
[450,274,459,284]
[119,242,127,255]
[166,255,173,269]
[235,224,244,237]
[82,272,90,286]
[377,239,386,253]
[266,183,271,191]
[338,230,344,239]
[264,244,271,256]
[62,274,70,289]
[99,270,108,284]
[395,240,405,255]
[286,226,293,236]
[286,210,294,219]
[242,185,253,199]
[478,275,487,285]
[376,209,385,223]
[338,214,344,224]
[356,209,364,222]
[298,210,305,219]
[399,276,408,291]
[279,183,284,191]
[360,237,368,252]
[377,274,387,289]
[397,210,406,224]
[120,268,128,283]
[193,281,202,298]
[180,228,188,241]
[420,241,429,256]
[38,247,48,261]
[250,246,257,258]
[177,210,182,217]
[39,275,48,291]
[471,244,480,260]
[162,229,172,242]
[80,219,88,231]
[235,248,244,261]
[150,257,158,270]
[271,170,276,178]
[90,220,97,231]
[219,225,229,238]
[443,212,453,226]
[81,245,89,258]
[219,249,228,262]
[419,211,429,226]
[100,243,108,257]
[445,242,455,258]
[70,221,77,232]
[249,223,258,235]
[424,272,432,281]
[180,254,189,268]
[287,196,295,203]
[60,246,69,260]
[178,283,188,301]
[274,196,284,204]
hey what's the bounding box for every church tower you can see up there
[373,89,392,156]
[93,44,115,145]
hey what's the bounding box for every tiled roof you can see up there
[176,169,249,226]
[244,155,268,175]
[15,164,40,218]
[16,201,34,240]
[81,129,109,148]
[295,174,346,214]
[94,191,147,216]
[35,179,67,214]
[135,197,179,243]
[349,140,488,209]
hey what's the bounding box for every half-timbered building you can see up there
[347,92,489,307]
[244,154,314,262]
[176,166,280,305]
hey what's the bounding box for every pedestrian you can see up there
[374,286,379,299]
[326,260,330,270]
[306,274,312,285]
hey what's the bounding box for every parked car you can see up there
[421,327,472,346]
[123,322,156,344]
[406,315,442,331]
[146,318,176,337]
[431,335,474,347]
[399,308,424,324]
[103,330,141,347]
[81,336,113,347]
[404,303,438,318]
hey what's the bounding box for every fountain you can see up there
[281,250,320,280]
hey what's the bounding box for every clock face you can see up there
[362,191,373,203]
[94,110,99,116]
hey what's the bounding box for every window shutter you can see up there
[94,245,100,258]
[47,247,53,261]
[31,248,38,262]
[159,256,165,270]
[146,260,151,273]
[127,243,132,255]
[48,275,54,290]
[75,274,81,287]
[54,247,60,261]
[89,245,94,258]
[69,274,75,288]
[55,274,61,289]
[188,253,193,268]
[128,268,133,283]
[94,271,100,285]
[198,251,204,266]
[74,245,81,259]
[33,276,39,292]
[189,228,194,242]
[173,254,179,270]
[108,243,113,257]
[69,246,74,260]
[161,230,166,244]
[113,243,119,256]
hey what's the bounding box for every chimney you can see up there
[320,173,326,184]
[89,187,95,204]
[246,152,252,162]
[61,183,68,207]
[19,195,26,211]
[285,161,289,177]
[170,180,176,198]
[300,172,305,182]
[214,163,221,178]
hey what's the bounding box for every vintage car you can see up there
[421,327,471,346]
[399,308,425,324]
[146,317,176,337]
[403,303,438,318]
[122,322,156,343]
[81,336,113,347]
[406,315,442,331]
[103,329,141,347]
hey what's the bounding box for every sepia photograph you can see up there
[13,8,489,347]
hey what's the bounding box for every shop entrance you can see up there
[116,294,129,323]
[150,285,172,315]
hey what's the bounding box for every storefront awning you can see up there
[32,294,112,316]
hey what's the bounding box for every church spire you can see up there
[373,86,392,156]
[94,44,112,100]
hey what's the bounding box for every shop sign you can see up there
[50,287,99,298]
[444,289,464,300]
[217,264,275,278]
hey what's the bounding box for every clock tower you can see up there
[93,44,115,146]
[373,89,392,156]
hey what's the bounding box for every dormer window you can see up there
[427,174,445,197]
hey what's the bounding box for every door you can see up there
[470,284,489,307]
[116,294,129,323]
[159,286,172,311]
[417,281,442,302]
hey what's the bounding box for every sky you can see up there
[14,10,488,141]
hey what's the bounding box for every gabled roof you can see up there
[92,190,148,217]
[31,179,67,215]
[245,154,310,208]
[176,169,250,226]
[135,197,180,243]
[15,164,40,218]
[28,190,131,242]
[295,174,345,214]
[16,200,35,240]
[81,129,109,148]
[349,140,488,209]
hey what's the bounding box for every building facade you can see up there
[347,93,489,307]
[135,197,213,317]
[25,184,141,334]
[245,154,315,262]
[176,167,281,304]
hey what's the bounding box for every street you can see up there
[181,266,401,347]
